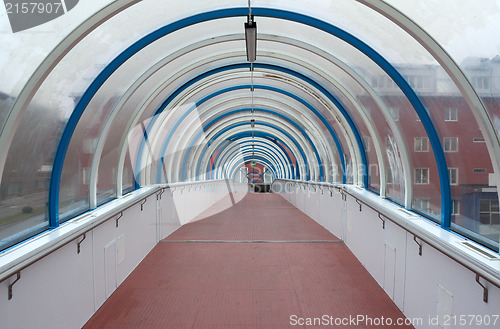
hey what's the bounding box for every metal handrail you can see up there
[340,186,500,292]
[0,180,225,287]
[272,179,500,292]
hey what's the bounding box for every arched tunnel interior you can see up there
[1,1,500,328]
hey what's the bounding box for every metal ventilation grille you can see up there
[460,241,500,260]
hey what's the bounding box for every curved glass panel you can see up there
[0,100,56,249]
[198,114,314,180]
[152,77,348,183]
[0,1,115,126]
[327,0,499,245]
[91,35,260,199]
[1,0,499,252]
[54,17,248,218]
[262,14,442,219]
[384,0,500,248]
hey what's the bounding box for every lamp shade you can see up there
[245,16,257,63]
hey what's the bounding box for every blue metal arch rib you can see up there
[213,140,292,180]
[212,141,289,180]
[229,155,278,180]
[194,121,309,180]
[221,146,283,180]
[178,107,324,181]
[228,156,278,182]
[154,80,347,186]
[218,131,299,179]
[48,7,450,228]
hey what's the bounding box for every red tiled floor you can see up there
[83,193,413,329]
[165,193,336,241]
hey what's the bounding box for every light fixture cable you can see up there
[249,0,254,161]
[248,0,252,21]
[251,64,255,161]
[246,0,256,164]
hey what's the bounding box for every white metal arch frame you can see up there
[219,141,291,180]
[219,141,284,179]
[180,84,342,155]
[153,115,304,183]
[224,148,281,176]
[88,36,248,207]
[227,155,279,182]
[259,34,412,201]
[157,94,330,183]
[88,32,391,205]
[146,65,359,183]
[81,31,409,208]
[189,114,320,182]
[167,104,319,183]
[83,34,372,190]
[119,33,411,199]
[211,142,286,181]
[227,157,278,183]
[213,138,293,180]
[260,54,386,193]
[359,0,500,202]
[1,1,496,214]
[139,69,349,185]
[109,37,378,200]
[224,152,279,181]
[192,113,319,181]
[166,96,337,183]
[195,124,309,183]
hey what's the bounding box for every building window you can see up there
[414,198,430,212]
[473,137,485,143]
[83,167,91,185]
[407,75,431,90]
[372,75,397,89]
[408,76,418,88]
[362,136,371,152]
[389,107,399,121]
[474,168,488,173]
[386,168,394,184]
[443,137,459,152]
[414,137,429,152]
[123,167,130,186]
[416,107,430,122]
[415,168,429,184]
[479,200,500,225]
[444,108,458,122]
[83,138,98,154]
[472,77,491,90]
[451,199,460,215]
[36,179,46,190]
[448,168,458,185]
[7,182,20,195]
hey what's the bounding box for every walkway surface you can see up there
[84,193,414,329]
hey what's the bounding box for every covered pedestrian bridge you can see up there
[0,1,499,328]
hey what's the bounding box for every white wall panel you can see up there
[0,232,95,329]
[274,180,500,329]
[0,182,228,329]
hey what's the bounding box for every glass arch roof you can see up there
[1,0,500,253]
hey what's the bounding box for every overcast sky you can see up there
[1,0,499,96]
